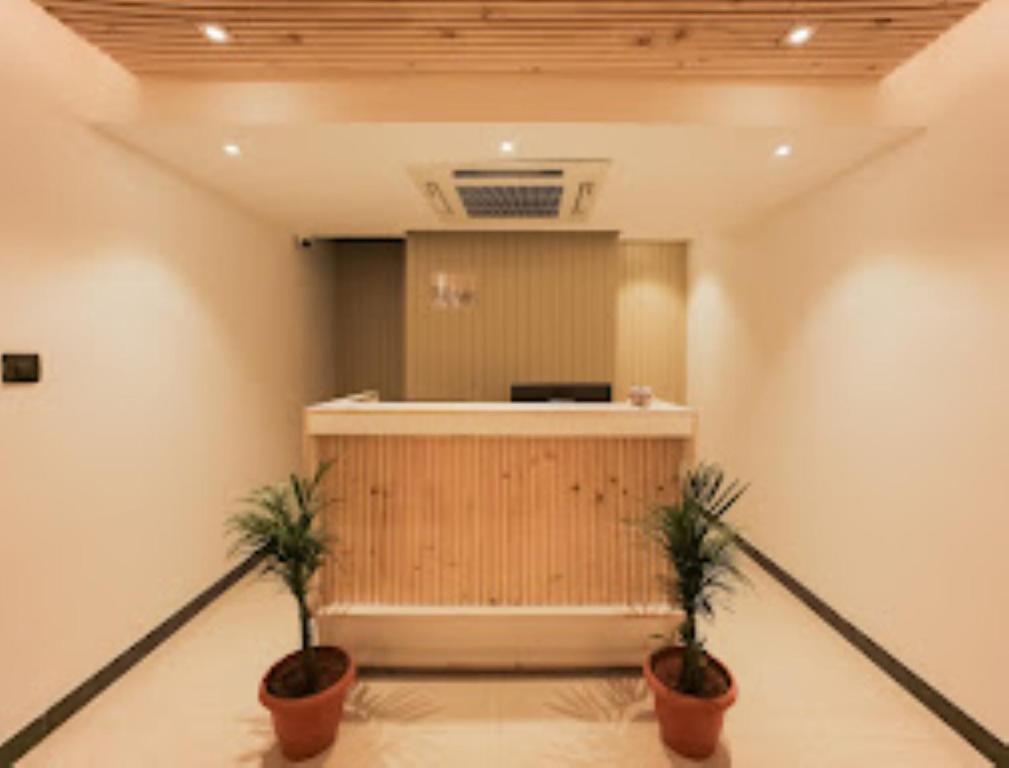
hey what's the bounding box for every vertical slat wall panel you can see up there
[615,240,688,403]
[331,240,405,400]
[404,233,687,404]
[317,435,682,606]
[405,231,620,402]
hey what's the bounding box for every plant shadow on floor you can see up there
[239,676,732,767]
[543,675,733,767]
[547,674,654,723]
[239,681,444,766]
[343,681,443,724]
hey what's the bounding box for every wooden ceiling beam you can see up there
[31,0,985,80]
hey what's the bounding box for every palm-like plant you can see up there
[229,462,332,694]
[647,462,747,696]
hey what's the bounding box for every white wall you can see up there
[0,0,338,743]
[688,0,1009,739]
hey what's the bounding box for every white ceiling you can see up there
[105,123,912,240]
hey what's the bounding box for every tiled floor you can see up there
[22,562,986,767]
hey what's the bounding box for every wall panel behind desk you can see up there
[616,241,688,403]
[406,231,619,401]
[332,240,405,400]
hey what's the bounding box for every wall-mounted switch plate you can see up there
[2,353,41,383]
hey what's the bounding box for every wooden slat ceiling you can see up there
[35,0,985,81]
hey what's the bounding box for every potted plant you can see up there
[228,462,355,762]
[642,462,747,760]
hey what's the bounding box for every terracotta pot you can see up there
[259,647,356,762]
[643,646,737,760]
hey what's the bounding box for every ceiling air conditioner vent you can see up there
[410,159,609,224]
[458,185,564,219]
[453,168,564,180]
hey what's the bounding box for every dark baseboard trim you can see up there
[0,551,263,767]
[737,536,1008,767]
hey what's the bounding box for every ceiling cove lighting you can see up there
[223,143,242,157]
[784,23,816,46]
[199,23,231,44]
[774,144,793,158]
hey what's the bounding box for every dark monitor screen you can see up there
[510,382,611,403]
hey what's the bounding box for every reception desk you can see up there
[304,399,696,666]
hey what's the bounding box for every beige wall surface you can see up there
[331,240,405,400]
[0,0,338,744]
[136,79,886,127]
[406,232,619,401]
[687,0,1009,739]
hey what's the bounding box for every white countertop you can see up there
[305,398,696,438]
[308,398,689,414]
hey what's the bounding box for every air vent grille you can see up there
[410,160,609,223]
[457,185,564,219]
[453,169,563,180]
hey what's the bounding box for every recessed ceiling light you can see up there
[223,143,242,157]
[199,23,231,44]
[784,23,816,46]
[499,140,516,154]
[774,144,793,158]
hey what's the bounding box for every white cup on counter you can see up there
[628,385,653,408]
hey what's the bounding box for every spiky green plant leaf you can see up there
[645,462,747,696]
[227,461,333,694]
